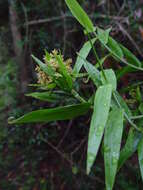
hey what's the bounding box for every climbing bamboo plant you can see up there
[9,0,143,189]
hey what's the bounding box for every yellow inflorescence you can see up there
[35,49,72,85]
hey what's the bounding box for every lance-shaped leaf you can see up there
[117,44,142,79]
[97,27,111,45]
[104,108,124,190]
[26,92,63,102]
[106,37,124,59]
[100,69,117,91]
[84,61,101,87]
[32,55,55,77]
[118,128,142,170]
[117,66,135,80]
[87,84,112,174]
[55,55,73,91]
[138,137,143,181]
[65,0,94,33]
[102,37,143,71]
[73,38,97,75]
[8,103,90,124]
[120,44,142,67]
[113,91,132,118]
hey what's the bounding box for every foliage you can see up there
[8,1,143,189]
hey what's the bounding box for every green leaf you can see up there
[55,55,73,90]
[8,103,90,124]
[65,0,95,33]
[139,103,143,114]
[26,92,62,102]
[105,37,124,59]
[104,108,124,190]
[100,69,117,91]
[84,61,101,87]
[28,83,56,90]
[73,38,97,75]
[118,128,142,170]
[116,66,135,80]
[44,49,51,61]
[31,55,55,77]
[138,137,143,181]
[95,54,110,69]
[103,37,143,71]
[113,91,132,118]
[97,27,111,45]
[120,44,142,67]
[87,84,112,174]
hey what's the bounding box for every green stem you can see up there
[86,31,107,81]
[130,115,143,120]
[71,89,86,103]
[113,92,143,133]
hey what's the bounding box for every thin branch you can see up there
[57,120,73,148]
[116,22,143,57]
[41,137,104,184]
[25,14,128,26]
[25,15,72,26]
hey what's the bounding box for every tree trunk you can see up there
[9,0,28,93]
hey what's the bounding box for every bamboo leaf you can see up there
[87,84,112,174]
[106,37,124,59]
[104,108,124,190]
[84,61,101,87]
[120,44,142,67]
[31,55,55,76]
[73,38,97,75]
[97,27,111,45]
[138,137,143,181]
[55,55,73,90]
[96,54,110,69]
[8,103,90,124]
[65,0,95,33]
[113,91,132,118]
[102,37,143,71]
[118,128,142,170]
[117,66,135,80]
[100,69,117,91]
[26,92,62,102]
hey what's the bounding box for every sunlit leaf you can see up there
[87,84,112,174]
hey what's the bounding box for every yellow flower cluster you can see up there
[35,66,52,85]
[35,49,72,85]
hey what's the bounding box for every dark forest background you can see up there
[0,0,143,189]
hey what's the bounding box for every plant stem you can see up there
[86,31,107,81]
[130,115,143,120]
[113,92,143,133]
[71,89,86,103]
